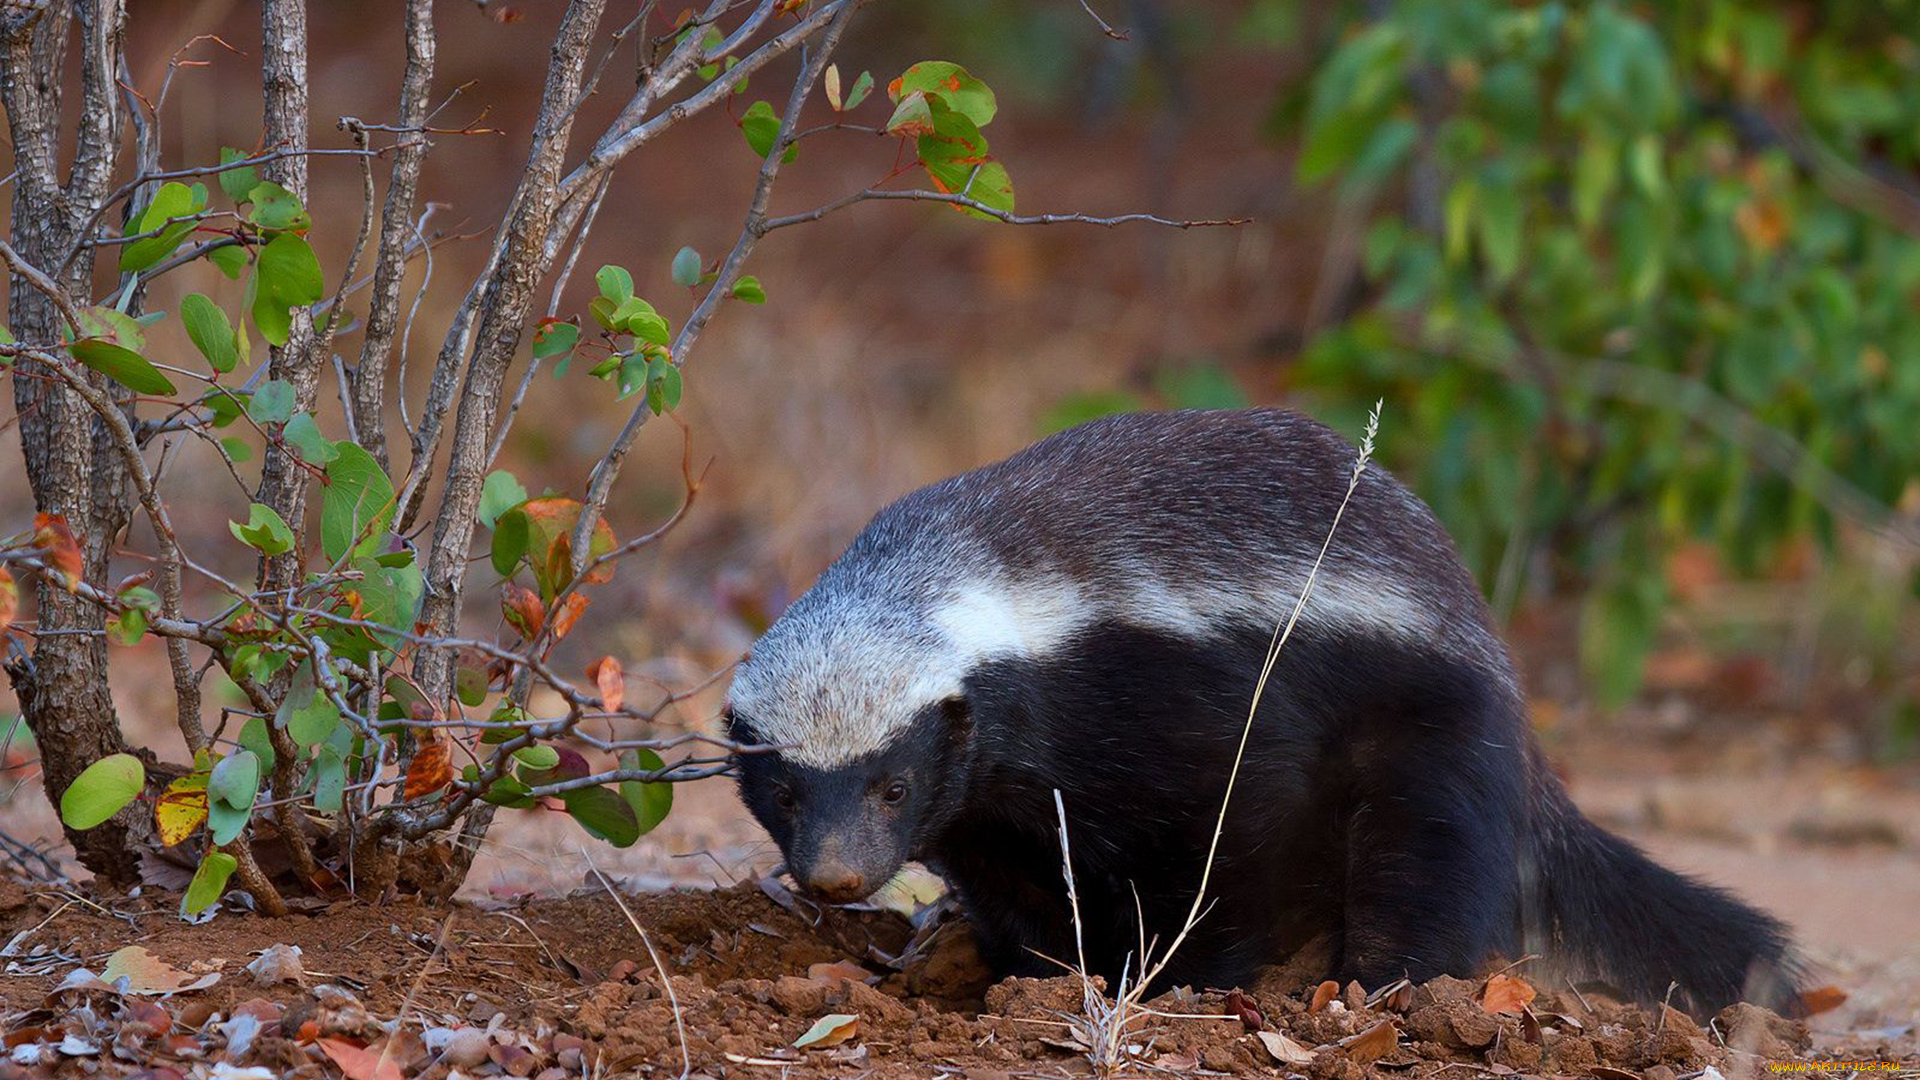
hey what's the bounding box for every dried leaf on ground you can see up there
[1480,972,1537,1014]
[316,1037,406,1080]
[1340,1018,1399,1064]
[794,1013,859,1049]
[1257,1029,1316,1065]
[101,946,221,995]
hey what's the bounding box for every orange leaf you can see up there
[1309,979,1339,1013]
[1339,1019,1399,1064]
[33,513,83,591]
[404,737,453,800]
[501,582,544,639]
[1797,985,1847,1016]
[317,1037,406,1080]
[1480,972,1537,1015]
[0,567,16,633]
[517,496,616,590]
[807,960,871,986]
[587,655,624,712]
[549,592,590,642]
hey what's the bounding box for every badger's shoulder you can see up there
[731,408,1513,767]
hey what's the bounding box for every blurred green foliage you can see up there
[1283,0,1920,708]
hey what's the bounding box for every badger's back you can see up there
[845,407,1508,667]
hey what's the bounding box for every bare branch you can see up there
[567,0,861,572]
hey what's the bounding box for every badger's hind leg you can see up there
[1327,643,1528,988]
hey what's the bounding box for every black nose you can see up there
[802,858,868,902]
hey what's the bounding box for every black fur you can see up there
[730,408,1800,1016]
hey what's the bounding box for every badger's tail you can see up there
[1521,754,1801,1017]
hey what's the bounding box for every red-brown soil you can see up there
[2,871,1892,1080]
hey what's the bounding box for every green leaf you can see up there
[246,181,310,232]
[207,243,248,280]
[250,233,324,347]
[310,745,346,813]
[740,100,797,162]
[180,293,240,374]
[562,784,641,847]
[612,296,670,346]
[455,665,489,708]
[278,664,343,745]
[58,753,145,830]
[119,181,205,273]
[118,585,161,612]
[480,774,536,808]
[595,265,634,304]
[206,798,250,846]
[181,850,238,917]
[321,442,395,562]
[354,558,423,634]
[844,70,874,111]
[248,378,297,423]
[490,504,531,577]
[531,318,579,360]
[617,353,649,401]
[671,246,702,287]
[512,744,560,771]
[221,436,253,462]
[210,749,261,807]
[71,307,176,396]
[283,412,339,464]
[1476,179,1523,284]
[230,502,295,555]
[479,470,529,529]
[891,61,997,126]
[646,356,682,415]
[914,98,1014,216]
[730,275,766,304]
[108,607,148,647]
[619,747,673,835]
[218,147,260,204]
[238,718,279,776]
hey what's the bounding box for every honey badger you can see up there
[727,408,1798,1014]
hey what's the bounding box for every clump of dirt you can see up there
[0,878,1839,1079]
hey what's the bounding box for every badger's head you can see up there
[725,584,983,904]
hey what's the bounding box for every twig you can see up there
[764,187,1250,231]
[1075,0,1130,40]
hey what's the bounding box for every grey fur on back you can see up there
[729,408,1515,767]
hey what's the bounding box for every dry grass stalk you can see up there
[584,850,690,1080]
[1052,401,1384,1074]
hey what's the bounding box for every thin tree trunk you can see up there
[1,0,144,885]
[253,0,318,591]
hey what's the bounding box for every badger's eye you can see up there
[881,780,909,805]
[772,786,797,812]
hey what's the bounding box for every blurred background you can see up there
[3,0,1918,1045]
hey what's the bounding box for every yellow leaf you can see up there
[154,770,210,847]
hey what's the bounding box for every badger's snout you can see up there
[798,853,870,903]
[790,830,900,905]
